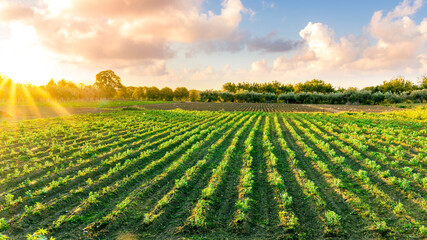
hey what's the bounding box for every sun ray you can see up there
[6,81,17,119]
[35,87,71,117]
[0,75,8,91]
[21,85,42,119]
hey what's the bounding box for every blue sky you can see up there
[0,0,426,89]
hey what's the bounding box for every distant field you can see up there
[132,102,402,113]
[0,100,173,108]
[0,102,406,121]
[0,109,426,239]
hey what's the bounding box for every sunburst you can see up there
[0,74,70,121]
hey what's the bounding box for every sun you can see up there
[0,22,54,86]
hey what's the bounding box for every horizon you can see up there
[0,0,426,89]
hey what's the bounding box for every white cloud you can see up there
[251,59,270,73]
[270,0,427,79]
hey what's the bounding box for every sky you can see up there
[0,0,426,90]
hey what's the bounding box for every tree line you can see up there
[1,70,426,105]
[0,70,197,103]
[203,77,427,104]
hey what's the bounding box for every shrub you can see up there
[263,92,277,102]
[278,92,296,103]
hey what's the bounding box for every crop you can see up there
[0,109,426,239]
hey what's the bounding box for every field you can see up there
[0,108,427,239]
[0,102,400,121]
[131,102,401,113]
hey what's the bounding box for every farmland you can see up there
[0,108,426,239]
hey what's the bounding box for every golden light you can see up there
[6,81,16,118]
[0,22,53,86]
[0,74,71,121]
[35,88,71,117]
[21,85,42,119]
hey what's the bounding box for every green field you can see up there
[0,109,426,239]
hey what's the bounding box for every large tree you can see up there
[378,77,414,93]
[160,87,174,101]
[146,86,160,100]
[94,70,123,98]
[294,79,334,93]
[174,87,189,101]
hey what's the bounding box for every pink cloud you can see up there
[0,2,34,21]
[0,0,249,76]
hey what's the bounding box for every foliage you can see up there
[222,80,293,94]
[159,87,174,101]
[294,79,334,93]
[0,218,8,231]
[173,87,189,101]
[189,89,200,102]
[94,70,124,98]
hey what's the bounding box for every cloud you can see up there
[0,1,34,21]
[122,60,167,76]
[247,32,304,53]
[0,0,249,75]
[251,59,270,73]
[187,30,302,56]
[185,31,248,57]
[271,0,427,76]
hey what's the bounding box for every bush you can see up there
[263,92,277,102]
[371,92,385,104]
[247,91,263,103]
[278,92,296,103]
[219,91,234,102]
[200,90,219,102]
[0,218,7,231]
[295,92,312,103]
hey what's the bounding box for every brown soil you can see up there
[0,103,399,121]
[137,102,400,113]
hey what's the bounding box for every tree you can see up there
[222,82,238,93]
[189,89,200,102]
[378,77,414,93]
[200,90,219,102]
[116,87,130,99]
[160,87,174,101]
[219,91,234,102]
[174,87,189,101]
[146,86,160,100]
[132,87,145,100]
[294,79,334,93]
[94,70,123,98]
[420,75,427,89]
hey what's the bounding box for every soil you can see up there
[136,102,400,113]
[0,103,399,121]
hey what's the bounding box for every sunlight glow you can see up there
[6,81,16,118]
[21,86,42,119]
[35,88,71,117]
[0,22,53,86]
